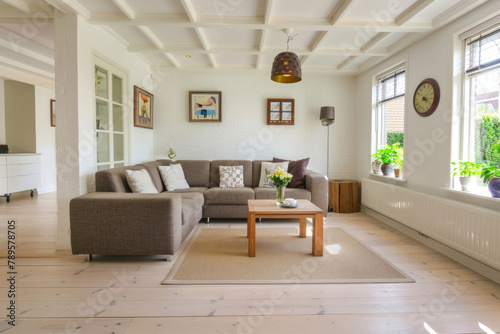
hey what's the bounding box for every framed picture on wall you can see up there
[189,91,222,122]
[50,99,55,127]
[134,86,154,129]
[267,99,294,125]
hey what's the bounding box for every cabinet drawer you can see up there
[7,155,40,165]
[7,174,41,193]
[0,156,6,166]
[0,165,6,178]
[7,163,40,176]
[0,177,7,194]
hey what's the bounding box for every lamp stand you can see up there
[326,125,330,179]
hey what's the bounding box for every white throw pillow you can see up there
[258,161,289,188]
[219,165,244,188]
[125,169,158,193]
[158,164,190,191]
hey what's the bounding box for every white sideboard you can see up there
[0,153,41,202]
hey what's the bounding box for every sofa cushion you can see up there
[254,187,311,201]
[252,160,271,188]
[125,169,158,193]
[219,165,244,188]
[210,160,252,188]
[96,165,146,192]
[204,187,254,205]
[139,160,211,191]
[166,187,208,196]
[158,164,190,191]
[176,192,204,208]
[273,157,310,188]
[258,161,289,187]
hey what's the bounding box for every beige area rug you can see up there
[163,226,414,285]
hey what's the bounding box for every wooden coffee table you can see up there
[247,199,324,257]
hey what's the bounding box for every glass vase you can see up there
[276,185,285,205]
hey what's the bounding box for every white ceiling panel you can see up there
[203,28,259,47]
[347,0,417,19]
[214,53,255,66]
[266,29,318,51]
[149,26,200,46]
[412,0,463,20]
[375,32,407,48]
[305,55,346,67]
[109,26,152,45]
[323,29,379,49]
[190,0,265,17]
[272,0,340,18]
[77,0,119,13]
[129,0,186,15]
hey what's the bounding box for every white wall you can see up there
[89,26,154,165]
[153,72,356,179]
[355,1,500,212]
[35,86,56,193]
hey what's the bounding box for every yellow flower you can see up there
[275,169,283,175]
[268,173,274,178]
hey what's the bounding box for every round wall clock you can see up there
[413,78,440,117]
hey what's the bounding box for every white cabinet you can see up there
[0,154,41,202]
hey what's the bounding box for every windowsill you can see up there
[444,187,499,203]
[370,172,407,182]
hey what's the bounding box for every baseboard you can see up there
[364,206,500,285]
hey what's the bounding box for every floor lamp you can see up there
[320,106,335,178]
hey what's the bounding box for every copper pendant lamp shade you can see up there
[271,51,302,83]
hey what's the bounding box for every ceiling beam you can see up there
[87,13,434,33]
[43,0,90,20]
[137,26,163,49]
[0,54,54,78]
[256,0,274,69]
[2,0,29,13]
[0,38,54,66]
[163,53,180,68]
[395,0,435,26]
[337,55,357,70]
[360,32,390,53]
[179,0,197,22]
[433,0,488,29]
[111,0,135,20]
[330,0,356,25]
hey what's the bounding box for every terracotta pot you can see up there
[394,168,401,178]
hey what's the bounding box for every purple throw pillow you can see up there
[272,157,310,188]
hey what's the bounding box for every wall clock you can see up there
[413,78,440,117]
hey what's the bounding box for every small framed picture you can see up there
[50,99,55,127]
[267,99,294,125]
[134,86,154,129]
[189,91,222,122]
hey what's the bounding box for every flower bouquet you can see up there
[267,168,293,204]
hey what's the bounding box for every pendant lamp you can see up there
[271,28,302,83]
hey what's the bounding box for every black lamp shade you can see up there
[320,106,335,126]
[271,51,302,83]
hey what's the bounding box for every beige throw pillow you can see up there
[158,164,190,191]
[258,161,289,188]
[219,166,244,188]
[125,169,158,193]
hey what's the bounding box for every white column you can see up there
[54,11,95,250]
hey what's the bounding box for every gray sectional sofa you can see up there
[70,159,328,259]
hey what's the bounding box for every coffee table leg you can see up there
[248,212,256,257]
[299,217,307,238]
[312,213,323,256]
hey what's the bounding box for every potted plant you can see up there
[451,161,482,191]
[371,143,399,176]
[393,146,403,178]
[479,141,500,198]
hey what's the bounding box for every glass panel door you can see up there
[93,55,129,171]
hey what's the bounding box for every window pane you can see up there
[113,104,123,132]
[114,133,124,161]
[95,66,108,99]
[382,96,405,146]
[96,132,110,163]
[96,100,108,130]
[97,164,110,171]
[114,162,124,168]
[472,69,500,165]
[466,27,500,72]
[112,75,123,104]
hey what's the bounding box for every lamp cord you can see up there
[286,34,298,51]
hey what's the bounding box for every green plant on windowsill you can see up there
[393,146,404,178]
[451,161,482,177]
[479,141,500,198]
[370,143,400,176]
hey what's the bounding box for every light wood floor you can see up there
[1,192,500,334]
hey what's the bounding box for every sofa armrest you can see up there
[305,170,328,216]
[70,192,183,256]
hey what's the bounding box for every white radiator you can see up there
[362,178,500,271]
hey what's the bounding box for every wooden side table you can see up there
[329,180,360,213]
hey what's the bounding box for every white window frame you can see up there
[92,53,130,170]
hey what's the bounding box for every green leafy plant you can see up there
[394,146,404,169]
[371,143,399,164]
[387,132,404,147]
[480,140,500,184]
[451,161,482,177]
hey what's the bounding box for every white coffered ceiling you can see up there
[0,0,491,83]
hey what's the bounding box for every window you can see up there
[93,55,129,171]
[460,24,500,192]
[375,68,405,149]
